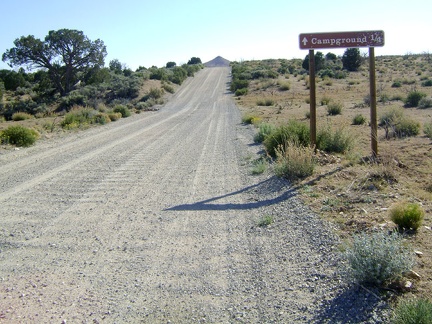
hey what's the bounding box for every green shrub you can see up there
[230,79,249,92]
[380,107,420,138]
[274,141,315,179]
[334,71,347,79]
[392,298,432,324]
[12,112,33,121]
[390,202,425,231]
[61,107,97,128]
[148,87,164,100]
[59,92,87,111]
[113,105,131,117]
[316,126,354,153]
[251,157,268,175]
[1,99,39,120]
[318,68,335,79]
[135,100,160,111]
[0,125,38,147]
[254,123,276,143]
[421,79,432,87]
[419,97,432,109]
[395,118,420,137]
[109,74,141,99]
[405,90,426,107]
[379,107,404,127]
[235,88,248,96]
[392,81,402,88]
[264,120,310,157]
[162,83,175,94]
[257,215,273,227]
[344,231,414,286]
[241,114,255,124]
[424,121,432,138]
[352,114,366,125]
[327,102,343,115]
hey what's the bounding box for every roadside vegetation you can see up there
[0,28,203,147]
[233,50,432,320]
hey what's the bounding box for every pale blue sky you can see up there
[1,0,431,70]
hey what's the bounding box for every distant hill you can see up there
[204,56,230,67]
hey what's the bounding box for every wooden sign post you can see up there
[299,30,384,157]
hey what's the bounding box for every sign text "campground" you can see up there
[299,31,384,50]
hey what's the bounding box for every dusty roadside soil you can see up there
[1,68,389,323]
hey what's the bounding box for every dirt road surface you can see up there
[0,68,388,323]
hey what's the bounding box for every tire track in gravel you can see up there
[0,67,359,323]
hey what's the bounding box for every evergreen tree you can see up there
[342,48,362,71]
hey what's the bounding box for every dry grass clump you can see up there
[12,112,33,121]
[390,202,425,232]
[274,142,315,180]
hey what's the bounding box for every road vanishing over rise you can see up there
[0,67,388,322]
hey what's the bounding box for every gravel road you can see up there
[0,67,390,323]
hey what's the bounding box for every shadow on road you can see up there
[313,284,390,323]
[165,176,297,211]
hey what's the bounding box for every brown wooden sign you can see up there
[299,30,384,49]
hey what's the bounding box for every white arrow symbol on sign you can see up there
[302,37,308,46]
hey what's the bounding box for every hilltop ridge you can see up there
[204,56,230,67]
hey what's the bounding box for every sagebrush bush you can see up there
[274,141,315,179]
[254,123,276,143]
[12,112,33,121]
[251,157,268,175]
[135,100,160,111]
[405,90,426,107]
[395,118,420,138]
[59,92,87,111]
[264,120,310,157]
[379,107,404,127]
[392,298,432,324]
[0,125,39,147]
[316,125,354,153]
[344,231,414,286]
[390,202,425,231]
[230,79,249,92]
[113,105,131,117]
[421,79,432,87]
[327,102,343,115]
[380,107,420,138]
[352,114,366,125]
[61,107,97,128]
[147,87,164,100]
[162,83,175,94]
[419,97,432,109]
